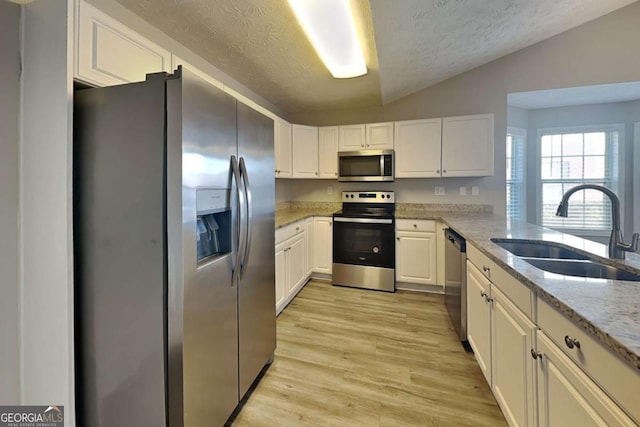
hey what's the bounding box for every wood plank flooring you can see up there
[231,280,507,427]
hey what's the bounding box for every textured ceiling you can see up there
[113,0,380,113]
[113,0,636,114]
[371,0,638,104]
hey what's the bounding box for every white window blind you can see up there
[506,129,526,220]
[539,127,620,230]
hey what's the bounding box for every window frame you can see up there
[506,126,527,221]
[534,123,625,238]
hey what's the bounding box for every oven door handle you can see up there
[333,217,393,224]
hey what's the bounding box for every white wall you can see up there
[287,2,640,213]
[0,0,21,405]
[20,1,75,423]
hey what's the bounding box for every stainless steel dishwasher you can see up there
[444,228,469,348]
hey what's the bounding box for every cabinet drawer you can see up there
[467,243,532,318]
[537,297,640,423]
[396,219,436,232]
[275,226,288,244]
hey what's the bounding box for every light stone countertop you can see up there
[275,205,640,370]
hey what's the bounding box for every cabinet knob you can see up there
[361,144,365,148]
[334,172,338,176]
[315,172,318,175]
[480,291,487,298]
[396,237,400,241]
[564,335,581,349]
[443,169,447,173]
[296,227,300,231]
[482,265,491,274]
[436,170,440,174]
[530,349,542,360]
[413,224,417,228]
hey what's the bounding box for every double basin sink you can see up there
[491,238,640,281]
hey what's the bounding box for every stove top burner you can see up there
[337,191,395,219]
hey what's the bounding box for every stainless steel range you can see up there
[332,191,395,292]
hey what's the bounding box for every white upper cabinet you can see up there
[338,125,366,151]
[274,118,292,178]
[366,122,394,150]
[292,125,319,178]
[442,114,494,177]
[318,127,339,179]
[75,0,172,87]
[394,119,442,178]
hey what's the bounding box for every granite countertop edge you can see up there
[275,207,640,370]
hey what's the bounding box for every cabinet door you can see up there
[275,241,287,312]
[312,217,333,274]
[442,114,494,177]
[305,218,314,277]
[274,118,292,178]
[318,127,339,179]
[491,286,536,427]
[394,119,442,178]
[339,124,366,151]
[366,122,394,149]
[287,233,306,296]
[395,231,436,285]
[467,261,492,384]
[536,331,636,427]
[292,125,319,178]
[76,0,172,87]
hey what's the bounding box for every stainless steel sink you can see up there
[490,238,589,260]
[521,258,640,281]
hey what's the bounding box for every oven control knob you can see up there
[372,246,380,254]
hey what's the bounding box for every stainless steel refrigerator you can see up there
[73,67,276,427]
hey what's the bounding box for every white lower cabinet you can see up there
[275,241,286,309]
[275,220,308,314]
[466,241,639,427]
[305,217,314,277]
[395,220,437,286]
[535,331,636,427]
[312,217,333,274]
[466,261,492,384]
[491,286,536,427]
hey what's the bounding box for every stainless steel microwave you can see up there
[338,150,394,182]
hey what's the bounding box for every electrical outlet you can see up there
[459,186,467,196]
[435,186,445,196]
[327,186,333,195]
[471,186,480,196]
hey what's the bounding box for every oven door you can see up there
[332,217,395,269]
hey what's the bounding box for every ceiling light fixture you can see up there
[289,0,367,79]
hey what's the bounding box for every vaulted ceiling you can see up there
[114,0,637,114]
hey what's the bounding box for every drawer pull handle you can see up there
[482,265,491,273]
[530,349,542,360]
[480,291,487,298]
[564,335,581,349]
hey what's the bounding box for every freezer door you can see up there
[236,102,277,398]
[167,68,240,427]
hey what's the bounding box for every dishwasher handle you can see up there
[445,228,466,252]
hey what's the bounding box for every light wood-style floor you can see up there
[231,280,507,427]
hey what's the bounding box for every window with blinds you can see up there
[539,127,620,230]
[506,129,526,220]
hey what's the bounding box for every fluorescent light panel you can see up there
[289,0,367,79]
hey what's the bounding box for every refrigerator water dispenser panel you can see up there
[196,188,231,261]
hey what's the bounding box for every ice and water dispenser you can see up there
[196,188,231,261]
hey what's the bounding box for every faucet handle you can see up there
[618,233,639,253]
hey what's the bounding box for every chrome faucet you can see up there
[555,184,638,259]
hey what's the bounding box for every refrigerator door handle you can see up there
[231,155,246,286]
[239,157,252,277]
